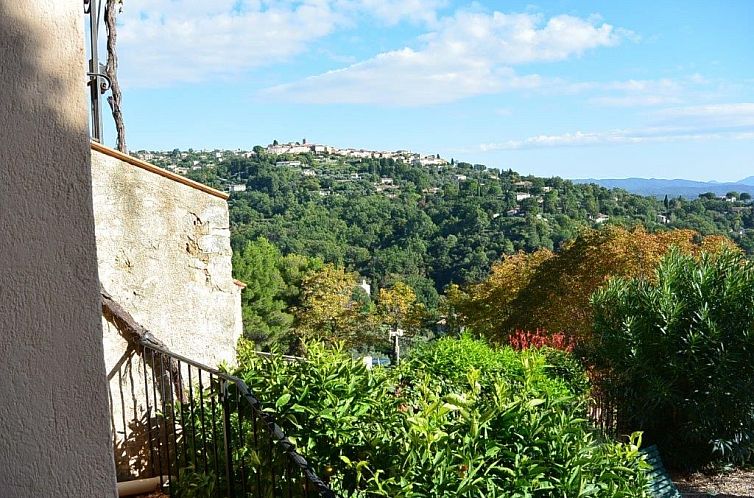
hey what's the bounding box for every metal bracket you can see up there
[87,69,112,94]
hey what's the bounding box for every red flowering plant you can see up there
[508,328,576,352]
[507,329,589,398]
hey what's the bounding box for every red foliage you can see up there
[508,329,575,352]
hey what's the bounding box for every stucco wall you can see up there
[0,1,118,496]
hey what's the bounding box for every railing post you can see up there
[84,0,104,141]
[221,380,235,497]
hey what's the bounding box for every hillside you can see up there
[135,146,754,307]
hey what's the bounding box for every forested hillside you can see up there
[141,146,754,307]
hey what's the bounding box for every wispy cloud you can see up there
[263,10,630,105]
[478,102,754,150]
[589,95,684,107]
[117,0,446,87]
[480,129,754,151]
[346,0,449,26]
[585,78,685,107]
[652,103,754,128]
[554,76,716,108]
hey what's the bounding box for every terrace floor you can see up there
[675,469,754,497]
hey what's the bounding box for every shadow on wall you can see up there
[0,2,117,497]
[108,347,181,481]
[109,348,152,480]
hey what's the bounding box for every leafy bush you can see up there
[173,467,216,498]
[233,337,649,496]
[405,333,523,388]
[406,334,590,400]
[236,340,403,494]
[591,248,754,469]
[539,346,591,398]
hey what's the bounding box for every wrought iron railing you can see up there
[84,0,110,142]
[109,337,336,497]
[586,370,619,437]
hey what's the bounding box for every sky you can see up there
[105,0,754,181]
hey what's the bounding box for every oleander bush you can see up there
[591,248,754,469]
[233,336,649,497]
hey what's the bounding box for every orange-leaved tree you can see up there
[377,281,426,334]
[295,264,364,343]
[449,226,736,343]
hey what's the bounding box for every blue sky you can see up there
[109,0,754,181]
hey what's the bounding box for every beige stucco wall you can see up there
[91,148,243,479]
[0,1,118,496]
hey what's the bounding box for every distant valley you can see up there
[573,176,754,199]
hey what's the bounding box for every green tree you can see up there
[377,281,425,333]
[295,264,375,345]
[233,238,293,347]
[452,227,737,341]
[279,253,323,309]
[592,249,754,468]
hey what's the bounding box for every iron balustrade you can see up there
[109,337,336,497]
[84,0,109,142]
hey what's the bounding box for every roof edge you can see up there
[91,141,229,201]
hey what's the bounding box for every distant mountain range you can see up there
[572,176,754,199]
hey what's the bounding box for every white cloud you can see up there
[264,60,543,105]
[541,75,734,109]
[479,128,754,151]
[590,95,684,107]
[116,0,445,87]
[477,104,754,151]
[118,1,340,87]
[263,10,628,105]
[652,103,754,128]
[346,0,448,26]
[586,78,684,107]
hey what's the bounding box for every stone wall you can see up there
[92,145,242,367]
[91,145,243,479]
[0,1,118,496]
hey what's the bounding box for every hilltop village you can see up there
[134,140,589,217]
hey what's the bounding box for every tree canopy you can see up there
[449,226,737,341]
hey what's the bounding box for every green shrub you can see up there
[173,467,216,498]
[405,333,522,387]
[591,248,754,469]
[539,346,591,397]
[233,337,649,496]
[405,334,588,401]
[236,340,404,494]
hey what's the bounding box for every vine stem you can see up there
[105,0,126,153]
